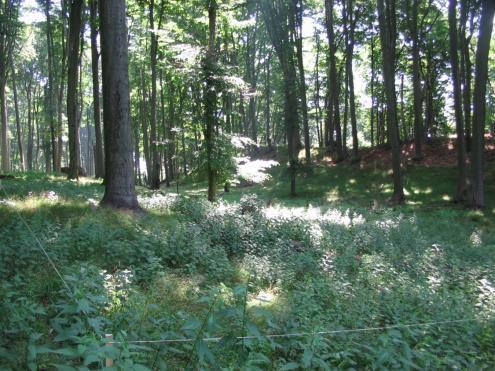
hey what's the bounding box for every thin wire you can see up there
[0,180,72,293]
[108,318,481,344]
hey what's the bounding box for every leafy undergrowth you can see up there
[1,171,495,369]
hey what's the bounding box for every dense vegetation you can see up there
[1,0,495,368]
[1,165,494,369]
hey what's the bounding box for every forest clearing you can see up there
[1,0,495,369]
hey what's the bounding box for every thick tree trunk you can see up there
[67,0,83,179]
[99,0,139,209]
[469,0,495,208]
[448,0,467,202]
[378,0,404,203]
[90,0,105,179]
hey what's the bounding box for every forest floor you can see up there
[1,151,495,369]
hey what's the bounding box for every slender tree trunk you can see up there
[26,78,34,170]
[370,35,375,147]
[449,0,467,202]
[0,76,8,172]
[265,52,272,148]
[345,0,359,162]
[67,0,83,179]
[205,0,218,202]
[410,0,423,160]
[469,0,495,208]
[99,0,138,209]
[148,0,160,189]
[325,0,343,161]
[460,1,472,152]
[294,0,311,164]
[44,0,59,173]
[56,0,68,172]
[12,69,24,171]
[378,0,404,203]
[314,33,323,148]
[90,0,105,179]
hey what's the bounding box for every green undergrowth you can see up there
[1,169,494,369]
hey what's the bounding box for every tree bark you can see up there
[468,0,495,208]
[99,0,139,209]
[148,0,161,189]
[205,0,218,202]
[324,0,343,161]
[293,0,311,164]
[12,68,24,171]
[44,0,59,173]
[67,0,83,179]
[377,0,404,203]
[410,0,423,160]
[448,0,467,202]
[90,0,105,179]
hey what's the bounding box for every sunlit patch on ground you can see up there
[264,205,365,227]
[248,288,278,307]
[235,156,279,185]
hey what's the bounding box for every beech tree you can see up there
[99,0,138,209]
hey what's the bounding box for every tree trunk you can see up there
[12,69,24,171]
[67,0,83,179]
[469,0,495,208]
[345,0,359,162]
[448,0,467,202]
[377,0,404,203]
[325,0,343,161]
[99,0,139,209]
[148,0,160,189]
[293,0,311,164]
[205,0,218,202]
[410,0,423,160]
[260,0,299,196]
[90,0,105,179]
[0,76,8,172]
[460,1,473,152]
[44,0,59,173]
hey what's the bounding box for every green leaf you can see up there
[279,362,299,370]
[181,318,202,331]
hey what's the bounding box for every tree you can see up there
[377,0,404,203]
[204,0,218,202]
[99,0,139,209]
[259,0,299,196]
[67,0,83,179]
[292,0,311,164]
[448,0,467,202]
[324,0,344,161]
[408,0,423,160]
[468,0,495,208]
[0,0,20,172]
[89,0,104,179]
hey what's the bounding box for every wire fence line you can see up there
[107,318,486,345]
